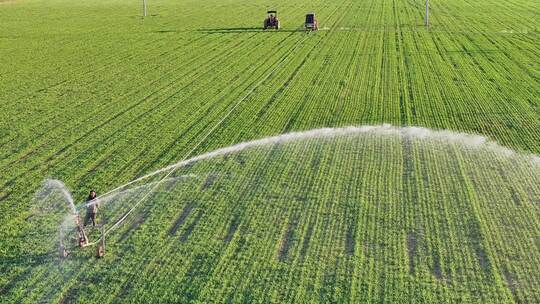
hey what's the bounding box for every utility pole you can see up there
[425,0,429,26]
[143,0,147,18]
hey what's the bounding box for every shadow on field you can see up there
[197,27,305,34]
[153,30,180,34]
[0,252,56,267]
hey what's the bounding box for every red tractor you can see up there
[305,13,318,31]
[264,10,280,30]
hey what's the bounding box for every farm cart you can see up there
[264,10,280,29]
[305,13,318,31]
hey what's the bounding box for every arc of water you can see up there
[76,124,540,244]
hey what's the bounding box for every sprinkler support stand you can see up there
[75,214,89,247]
[59,242,69,258]
[97,226,105,258]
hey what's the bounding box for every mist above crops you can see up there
[41,125,540,216]
[2,0,539,300]
[28,125,540,302]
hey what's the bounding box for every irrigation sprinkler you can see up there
[143,0,147,18]
[425,0,429,26]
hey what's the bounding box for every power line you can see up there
[425,0,429,26]
[143,0,147,18]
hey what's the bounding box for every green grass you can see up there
[0,0,539,302]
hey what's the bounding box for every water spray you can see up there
[45,125,540,260]
[42,180,102,258]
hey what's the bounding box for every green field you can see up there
[1,0,539,302]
